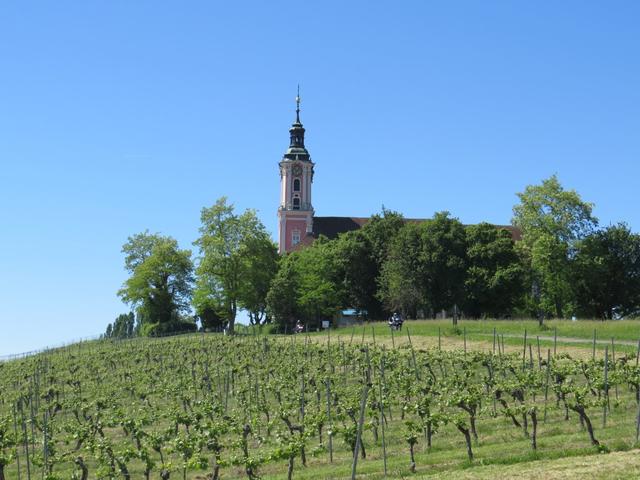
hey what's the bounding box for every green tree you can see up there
[194,197,276,333]
[238,233,279,325]
[295,238,345,328]
[463,223,525,318]
[265,255,299,332]
[118,232,194,328]
[266,238,344,331]
[196,305,224,331]
[418,212,468,316]
[193,279,227,331]
[377,222,423,316]
[512,175,597,318]
[378,212,467,318]
[104,312,136,338]
[336,208,404,319]
[573,223,640,319]
[333,230,379,318]
[360,208,405,269]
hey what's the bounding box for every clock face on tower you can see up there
[292,164,302,176]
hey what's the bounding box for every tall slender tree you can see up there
[512,175,597,318]
[194,197,277,333]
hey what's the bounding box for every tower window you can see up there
[292,230,301,245]
[293,197,300,209]
[293,178,301,192]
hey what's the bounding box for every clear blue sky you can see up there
[1,1,639,355]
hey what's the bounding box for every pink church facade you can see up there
[277,94,315,253]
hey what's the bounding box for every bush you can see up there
[196,307,225,331]
[140,321,197,337]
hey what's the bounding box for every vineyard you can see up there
[1,326,640,479]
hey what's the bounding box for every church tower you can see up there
[278,90,314,253]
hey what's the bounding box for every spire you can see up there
[295,85,301,124]
[284,85,310,161]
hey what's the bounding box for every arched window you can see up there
[293,178,301,192]
[292,230,301,245]
[293,197,300,209]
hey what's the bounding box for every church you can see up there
[277,95,520,254]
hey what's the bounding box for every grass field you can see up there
[2,318,640,480]
[302,318,640,358]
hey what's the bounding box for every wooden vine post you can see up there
[611,337,619,401]
[543,349,551,423]
[325,380,333,463]
[379,352,388,478]
[351,347,371,480]
[636,338,640,443]
[636,384,640,443]
[463,327,467,358]
[522,329,527,371]
[492,327,496,354]
[603,346,609,428]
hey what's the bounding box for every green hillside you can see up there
[1,321,640,479]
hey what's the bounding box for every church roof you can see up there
[310,216,522,241]
[311,216,369,239]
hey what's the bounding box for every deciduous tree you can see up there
[265,255,299,332]
[419,212,468,316]
[333,230,379,318]
[118,232,193,328]
[360,208,405,270]
[512,175,597,318]
[194,197,276,333]
[238,233,279,325]
[378,212,467,318]
[266,238,344,331]
[377,223,423,316]
[104,312,136,338]
[332,208,404,319]
[573,223,640,319]
[464,223,525,318]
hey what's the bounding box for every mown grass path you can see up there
[427,449,640,480]
[305,319,640,359]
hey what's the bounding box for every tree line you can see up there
[106,176,640,337]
